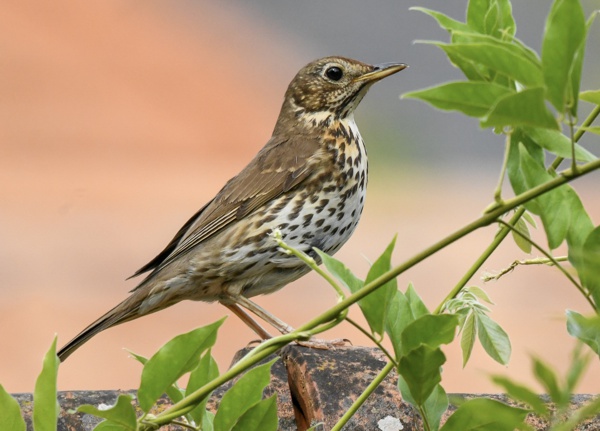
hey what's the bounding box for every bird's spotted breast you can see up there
[212,117,368,298]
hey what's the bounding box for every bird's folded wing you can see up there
[129,133,323,281]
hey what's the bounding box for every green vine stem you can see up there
[330,361,396,431]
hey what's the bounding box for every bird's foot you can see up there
[294,337,352,350]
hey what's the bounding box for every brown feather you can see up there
[129,132,322,285]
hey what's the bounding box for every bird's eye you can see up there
[325,66,343,81]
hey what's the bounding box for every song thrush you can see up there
[58,56,406,361]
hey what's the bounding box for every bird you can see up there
[57,56,407,361]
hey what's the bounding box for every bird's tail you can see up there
[57,295,142,362]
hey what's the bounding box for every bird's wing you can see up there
[129,133,324,280]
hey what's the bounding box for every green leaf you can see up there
[567,13,592,116]
[230,395,278,431]
[476,313,511,365]
[33,337,59,431]
[0,384,25,431]
[401,314,459,355]
[78,395,137,430]
[541,0,586,112]
[361,236,398,336]
[451,33,540,66]
[440,43,542,87]
[482,88,559,130]
[203,411,215,431]
[410,7,472,33]
[578,126,600,136]
[580,90,600,105]
[461,312,477,367]
[522,210,537,228]
[507,135,534,199]
[532,357,564,406]
[138,319,224,412]
[566,345,591,393]
[440,398,528,430]
[406,284,430,317]
[466,0,493,34]
[127,351,185,405]
[491,375,548,415]
[385,290,414,360]
[511,217,532,253]
[524,127,597,162]
[397,375,416,406]
[518,144,570,249]
[213,359,276,431]
[398,345,446,405]
[314,249,363,293]
[187,351,220,425]
[495,0,516,37]
[465,286,494,304]
[574,227,600,306]
[403,81,513,117]
[566,310,600,356]
[423,384,449,431]
[467,0,515,37]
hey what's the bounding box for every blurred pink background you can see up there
[1,1,599,395]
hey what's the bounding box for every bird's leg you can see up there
[230,294,296,335]
[230,294,349,349]
[221,302,273,340]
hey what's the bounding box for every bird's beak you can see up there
[354,62,408,83]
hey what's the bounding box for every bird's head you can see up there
[280,56,407,125]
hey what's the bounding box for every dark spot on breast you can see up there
[303,213,313,227]
[346,167,354,180]
[315,219,325,227]
[262,213,277,223]
[316,199,329,212]
[289,224,299,231]
[336,211,345,221]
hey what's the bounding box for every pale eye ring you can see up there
[325,66,343,81]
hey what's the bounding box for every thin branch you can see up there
[497,220,594,309]
[482,256,568,282]
[345,317,398,368]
